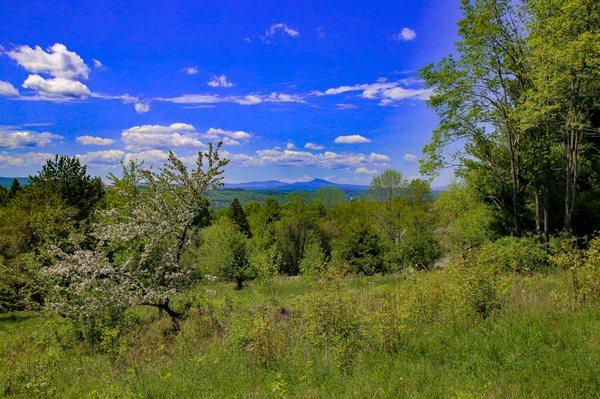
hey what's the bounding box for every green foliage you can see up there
[385,229,440,271]
[434,183,496,253]
[478,236,549,274]
[336,223,385,275]
[0,254,46,313]
[0,186,78,259]
[200,218,256,289]
[369,168,407,201]
[29,155,104,220]
[228,198,252,237]
[299,231,327,277]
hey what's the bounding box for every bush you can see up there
[0,253,46,313]
[551,235,600,304]
[299,231,327,277]
[385,230,441,271]
[477,236,548,273]
[335,224,385,275]
[200,218,256,289]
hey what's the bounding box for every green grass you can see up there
[1,270,598,398]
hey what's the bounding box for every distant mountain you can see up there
[0,177,29,188]
[223,178,368,192]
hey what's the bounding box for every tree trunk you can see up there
[158,301,181,332]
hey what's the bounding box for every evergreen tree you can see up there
[29,155,104,220]
[8,179,21,199]
[228,198,252,237]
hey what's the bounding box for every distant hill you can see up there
[224,178,368,192]
[0,177,29,188]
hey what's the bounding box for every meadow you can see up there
[2,267,598,398]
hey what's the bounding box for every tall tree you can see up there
[29,155,104,220]
[420,0,532,235]
[228,198,252,237]
[524,0,600,232]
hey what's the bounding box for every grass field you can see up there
[1,269,599,398]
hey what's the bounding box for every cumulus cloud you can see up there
[0,81,19,96]
[305,142,324,150]
[395,28,417,42]
[0,151,53,167]
[122,123,203,150]
[76,135,114,146]
[355,166,378,175]
[207,75,234,88]
[0,130,61,148]
[315,78,432,105]
[183,66,199,75]
[262,23,300,42]
[22,74,91,100]
[403,153,418,163]
[7,43,90,79]
[286,142,296,150]
[78,149,125,164]
[205,128,252,146]
[334,134,371,144]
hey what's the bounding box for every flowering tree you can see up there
[45,145,228,331]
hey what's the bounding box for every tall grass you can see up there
[1,269,598,398]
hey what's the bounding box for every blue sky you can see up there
[0,0,461,185]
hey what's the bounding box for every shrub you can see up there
[335,224,385,275]
[477,236,548,273]
[551,235,600,304]
[0,253,46,312]
[200,218,256,289]
[302,287,364,369]
[385,230,441,271]
[299,231,327,277]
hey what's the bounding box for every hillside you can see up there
[1,270,598,398]
[0,177,28,188]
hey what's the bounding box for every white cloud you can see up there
[124,150,169,164]
[315,78,432,105]
[0,151,53,167]
[207,75,234,88]
[368,152,391,162]
[263,23,300,42]
[22,74,91,99]
[122,123,203,150]
[305,142,324,150]
[92,59,105,70]
[78,149,125,164]
[355,166,378,175]
[334,134,371,144]
[403,153,418,163]
[93,93,150,113]
[0,130,61,148]
[76,135,114,146]
[205,128,252,146]
[395,28,417,42]
[286,142,296,150]
[222,146,389,170]
[161,92,304,106]
[134,102,150,113]
[336,103,357,110]
[0,81,19,96]
[183,66,199,75]
[7,43,90,79]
